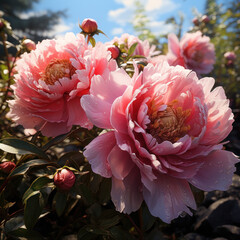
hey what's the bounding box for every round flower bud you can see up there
[107,45,120,59]
[192,17,199,26]
[0,161,16,173]
[201,15,210,23]
[22,39,36,51]
[81,18,98,34]
[54,168,75,191]
[224,51,237,61]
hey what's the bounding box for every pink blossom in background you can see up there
[167,31,215,75]
[81,61,238,223]
[224,51,237,61]
[8,32,117,137]
[106,33,160,60]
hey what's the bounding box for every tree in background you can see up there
[0,0,66,42]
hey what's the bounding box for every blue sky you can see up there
[31,0,207,42]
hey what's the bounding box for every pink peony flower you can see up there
[54,168,75,191]
[8,32,116,137]
[0,161,16,173]
[166,31,215,75]
[81,61,238,223]
[106,33,159,60]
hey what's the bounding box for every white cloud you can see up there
[109,0,179,29]
[48,20,74,38]
[148,20,175,35]
[111,27,124,35]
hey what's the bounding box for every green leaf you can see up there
[110,226,135,240]
[0,138,49,159]
[98,178,111,204]
[89,37,96,47]
[9,159,50,177]
[4,215,25,233]
[78,226,97,240]
[24,192,44,229]
[128,42,138,57]
[53,191,67,216]
[6,228,43,240]
[23,176,52,203]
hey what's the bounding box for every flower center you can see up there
[147,101,191,143]
[42,59,75,85]
[192,51,204,62]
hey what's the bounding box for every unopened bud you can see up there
[81,18,98,34]
[192,17,199,26]
[54,168,75,191]
[201,15,210,23]
[224,51,236,61]
[22,39,36,51]
[107,45,120,59]
[0,161,16,173]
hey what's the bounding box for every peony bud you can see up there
[107,45,120,59]
[0,161,16,173]
[22,39,36,51]
[81,18,98,34]
[54,168,75,191]
[224,51,237,61]
[192,17,199,26]
[201,15,210,23]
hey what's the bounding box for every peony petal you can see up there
[108,145,134,180]
[189,150,239,191]
[111,167,143,214]
[84,131,116,178]
[143,174,196,223]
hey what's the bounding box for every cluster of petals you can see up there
[82,61,238,223]
[106,33,160,60]
[166,31,215,75]
[8,32,116,137]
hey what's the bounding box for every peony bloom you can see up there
[167,31,215,75]
[54,168,75,191]
[106,33,159,61]
[8,32,116,137]
[81,61,238,223]
[0,161,16,173]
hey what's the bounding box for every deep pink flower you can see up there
[106,33,159,60]
[167,31,215,75]
[8,32,116,137]
[81,61,238,223]
[54,168,75,191]
[81,18,98,34]
[0,161,16,173]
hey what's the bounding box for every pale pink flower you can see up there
[8,32,116,137]
[106,33,160,60]
[81,61,238,223]
[167,31,215,75]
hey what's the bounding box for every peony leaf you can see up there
[4,215,25,233]
[53,191,67,216]
[128,42,138,57]
[23,176,52,203]
[24,192,44,229]
[9,159,50,177]
[0,138,49,159]
[4,228,43,240]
